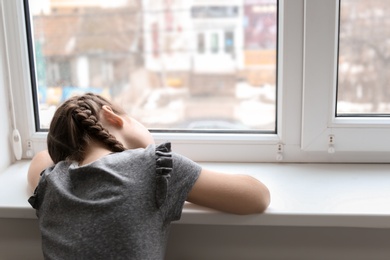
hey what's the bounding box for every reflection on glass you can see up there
[338,0,390,115]
[28,0,278,132]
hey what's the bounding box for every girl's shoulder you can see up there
[112,142,172,163]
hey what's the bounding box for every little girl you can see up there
[28,93,270,259]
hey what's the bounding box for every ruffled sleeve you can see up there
[155,142,172,208]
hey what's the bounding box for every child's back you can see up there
[30,143,200,259]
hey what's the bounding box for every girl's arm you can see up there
[27,150,54,193]
[187,168,270,215]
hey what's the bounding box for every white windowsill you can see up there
[2,160,390,228]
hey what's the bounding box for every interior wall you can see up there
[0,5,12,171]
[0,219,43,260]
[166,224,390,260]
[2,220,390,260]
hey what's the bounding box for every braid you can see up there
[72,101,125,153]
[48,92,127,163]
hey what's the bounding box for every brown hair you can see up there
[47,92,126,164]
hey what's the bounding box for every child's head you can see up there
[47,92,153,163]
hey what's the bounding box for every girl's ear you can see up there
[101,105,124,128]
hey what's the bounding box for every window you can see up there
[197,33,205,54]
[337,0,390,116]
[224,31,234,54]
[1,0,281,161]
[24,0,278,135]
[210,33,219,53]
[302,0,390,159]
[5,0,390,163]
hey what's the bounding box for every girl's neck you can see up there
[80,142,112,166]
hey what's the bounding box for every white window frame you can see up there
[6,0,389,163]
[302,0,390,162]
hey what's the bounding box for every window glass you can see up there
[26,0,278,132]
[338,0,390,116]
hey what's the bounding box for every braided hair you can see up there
[47,93,126,163]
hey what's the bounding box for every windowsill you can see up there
[2,160,390,228]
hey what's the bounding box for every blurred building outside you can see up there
[30,0,277,131]
[338,0,390,114]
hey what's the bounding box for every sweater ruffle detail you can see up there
[155,142,172,208]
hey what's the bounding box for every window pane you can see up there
[338,0,390,116]
[27,0,278,132]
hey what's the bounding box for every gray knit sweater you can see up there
[29,143,201,260]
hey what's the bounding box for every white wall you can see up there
[0,219,43,260]
[0,61,12,172]
[2,220,390,260]
[166,225,390,260]
[0,4,12,171]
